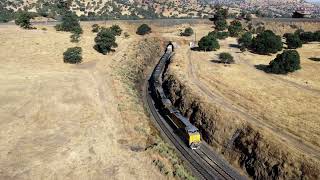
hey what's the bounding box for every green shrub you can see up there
[181,27,194,36]
[228,20,242,37]
[208,31,229,40]
[266,50,300,74]
[299,32,315,43]
[136,24,151,35]
[94,28,118,54]
[124,32,130,38]
[238,32,253,51]
[198,35,220,51]
[214,19,228,31]
[55,11,83,34]
[219,52,234,64]
[110,24,122,36]
[70,33,80,43]
[15,11,33,29]
[285,33,302,49]
[314,31,320,41]
[252,30,283,54]
[63,47,82,64]
[92,24,100,33]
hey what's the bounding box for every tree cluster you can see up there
[136,24,152,35]
[63,47,82,64]
[208,31,229,40]
[198,35,220,51]
[284,33,302,49]
[219,52,234,64]
[55,11,83,34]
[252,30,283,54]
[266,50,301,74]
[94,28,118,55]
[15,11,36,29]
[180,27,194,37]
[238,32,253,52]
[294,30,320,43]
[212,7,228,31]
[228,20,243,37]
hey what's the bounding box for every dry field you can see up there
[0,22,171,179]
[161,23,320,160]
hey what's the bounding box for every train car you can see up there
[149,43,201,149]
[168,110,201,149]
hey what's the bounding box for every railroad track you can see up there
[143,51,246,180]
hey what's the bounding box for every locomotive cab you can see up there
[186,127,201,149]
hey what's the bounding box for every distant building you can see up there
[292,8,312,18]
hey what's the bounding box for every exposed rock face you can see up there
[162,73,320,180]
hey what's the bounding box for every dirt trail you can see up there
[187,49,320,160]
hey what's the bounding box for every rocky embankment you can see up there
[162,62,320,180]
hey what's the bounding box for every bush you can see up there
[110,24,122,36]
[124,32,130,38]
[92,24,100,33]
[266,50,300,74]
[252,30,283,54]
[214,19,228,31]
[299,32,315,43]
[285,33,302,49]
[70,33,80,43]
[238,32,253,51]
[63,47,82,64]
[219,52,234,64]
[136,24,151,35]
[94,28,118,54]
[228,20,242,37]
[181,27,194,36]
[314,31,320,41]
[55,11,82,34]
[15,11,33,29]
[208,31,229,40]
[198,35,220,51]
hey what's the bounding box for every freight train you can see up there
[149,43,201,149]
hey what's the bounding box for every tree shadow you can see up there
[309,57,320,62]
[211,60,222,64]
[254,64,269,72]
[191,47,201,51]
[229,44,240,48]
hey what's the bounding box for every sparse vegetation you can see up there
[198,35,220,51]
[228,20,242,37]
[285,33,302,49]
[266,50,301,74]
[212,7,228,31]
[136,24,152,35]
[219,52,234,64]
[181,27,194,37]
[110,24,122,36]
[15,11,34,29]
[70,33,80,43]
[208,31,229,40]
[252,30,283,54]
[63,47,82,64]
[94,28,118,55]
[92,24,100,33]
[124,32,130,38]
[238,32,253,52]
[55,11,83,34]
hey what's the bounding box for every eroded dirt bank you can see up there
[163,68,320,180]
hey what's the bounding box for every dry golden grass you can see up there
[0,23,167,179]
[162,22,320,158]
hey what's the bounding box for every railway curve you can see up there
[143,46,246,180]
